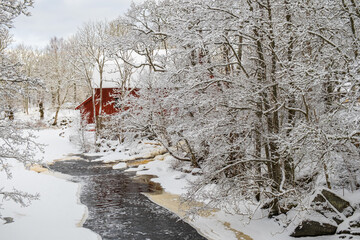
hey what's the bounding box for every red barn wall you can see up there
[76,88,138,124]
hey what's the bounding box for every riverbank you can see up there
[93,142,273,240]
[143,192,255,240]
[0,124,100,240]
[117,147,353,240]
[2,109,357,240]
[131,154,256,240]
[48,157,207,240]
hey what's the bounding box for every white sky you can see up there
[11,0,142,49]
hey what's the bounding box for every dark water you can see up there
[49,156,207,240]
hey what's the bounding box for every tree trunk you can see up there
[52,82,61,126]
[284,0,296,186]
[24,95,29,115]
[52,106,60,126]
[39,101,44,120]
[73,82,77,104]
[97,68,104,131]
[6,105,14,121]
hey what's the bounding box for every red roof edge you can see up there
[75,96,92,110]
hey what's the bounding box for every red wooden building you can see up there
[76,88,139,124]
[75,88,118,124]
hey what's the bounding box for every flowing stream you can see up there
[49,155,206,240]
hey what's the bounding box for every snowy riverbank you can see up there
[1,108,359,240]
[135,155,360,240]
[0,125,100,240]
[94,141,360,240]
[92,143,261,240]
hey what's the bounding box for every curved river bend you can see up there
[49,157,206,240]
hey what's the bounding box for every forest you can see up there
[1,0,360,238]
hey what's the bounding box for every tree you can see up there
[74,21,111,135]
[0,0,41,217]
[111,0,360,219]
[8,44,44,116]
[38,37,77,126]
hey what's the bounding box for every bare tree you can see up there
[110,0,360,219]
[0,0,41,217]
[74,21,111,134]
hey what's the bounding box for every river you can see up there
[49,156,207,240]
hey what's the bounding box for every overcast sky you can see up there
[11,0,142,49]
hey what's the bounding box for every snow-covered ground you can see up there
[1,108,358,240]
[132,155,276,240]
[91,142,281,239]
[105,144,359,240]
[0,109,100,240]
[131,155,360,240]
[0,160,99,240]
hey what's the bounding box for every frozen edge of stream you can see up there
[142,191,213,240]
[42,169,102,240]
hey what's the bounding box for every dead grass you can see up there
[224,222,253,240]
[29,164,48,173]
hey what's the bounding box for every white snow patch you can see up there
[137,155,197,195]
[35,128,81,163]
[0,162,99,240]
[131,143,358,240]
[95,141,167,166]
[113,162,127,169]
[0,113,99,240]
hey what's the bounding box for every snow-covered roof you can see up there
[92,50,169,89]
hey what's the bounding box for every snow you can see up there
[0,162,99,240]
[135,155,197,195]
[0,110,99,240]
[35,128,80,163]
[113,162,127,169]
[91,50,169,89]
[134,156,259,239]
[92,52,147,89]
[93,140,167,165]
[129,148,360,240]
[2,108,360,240]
